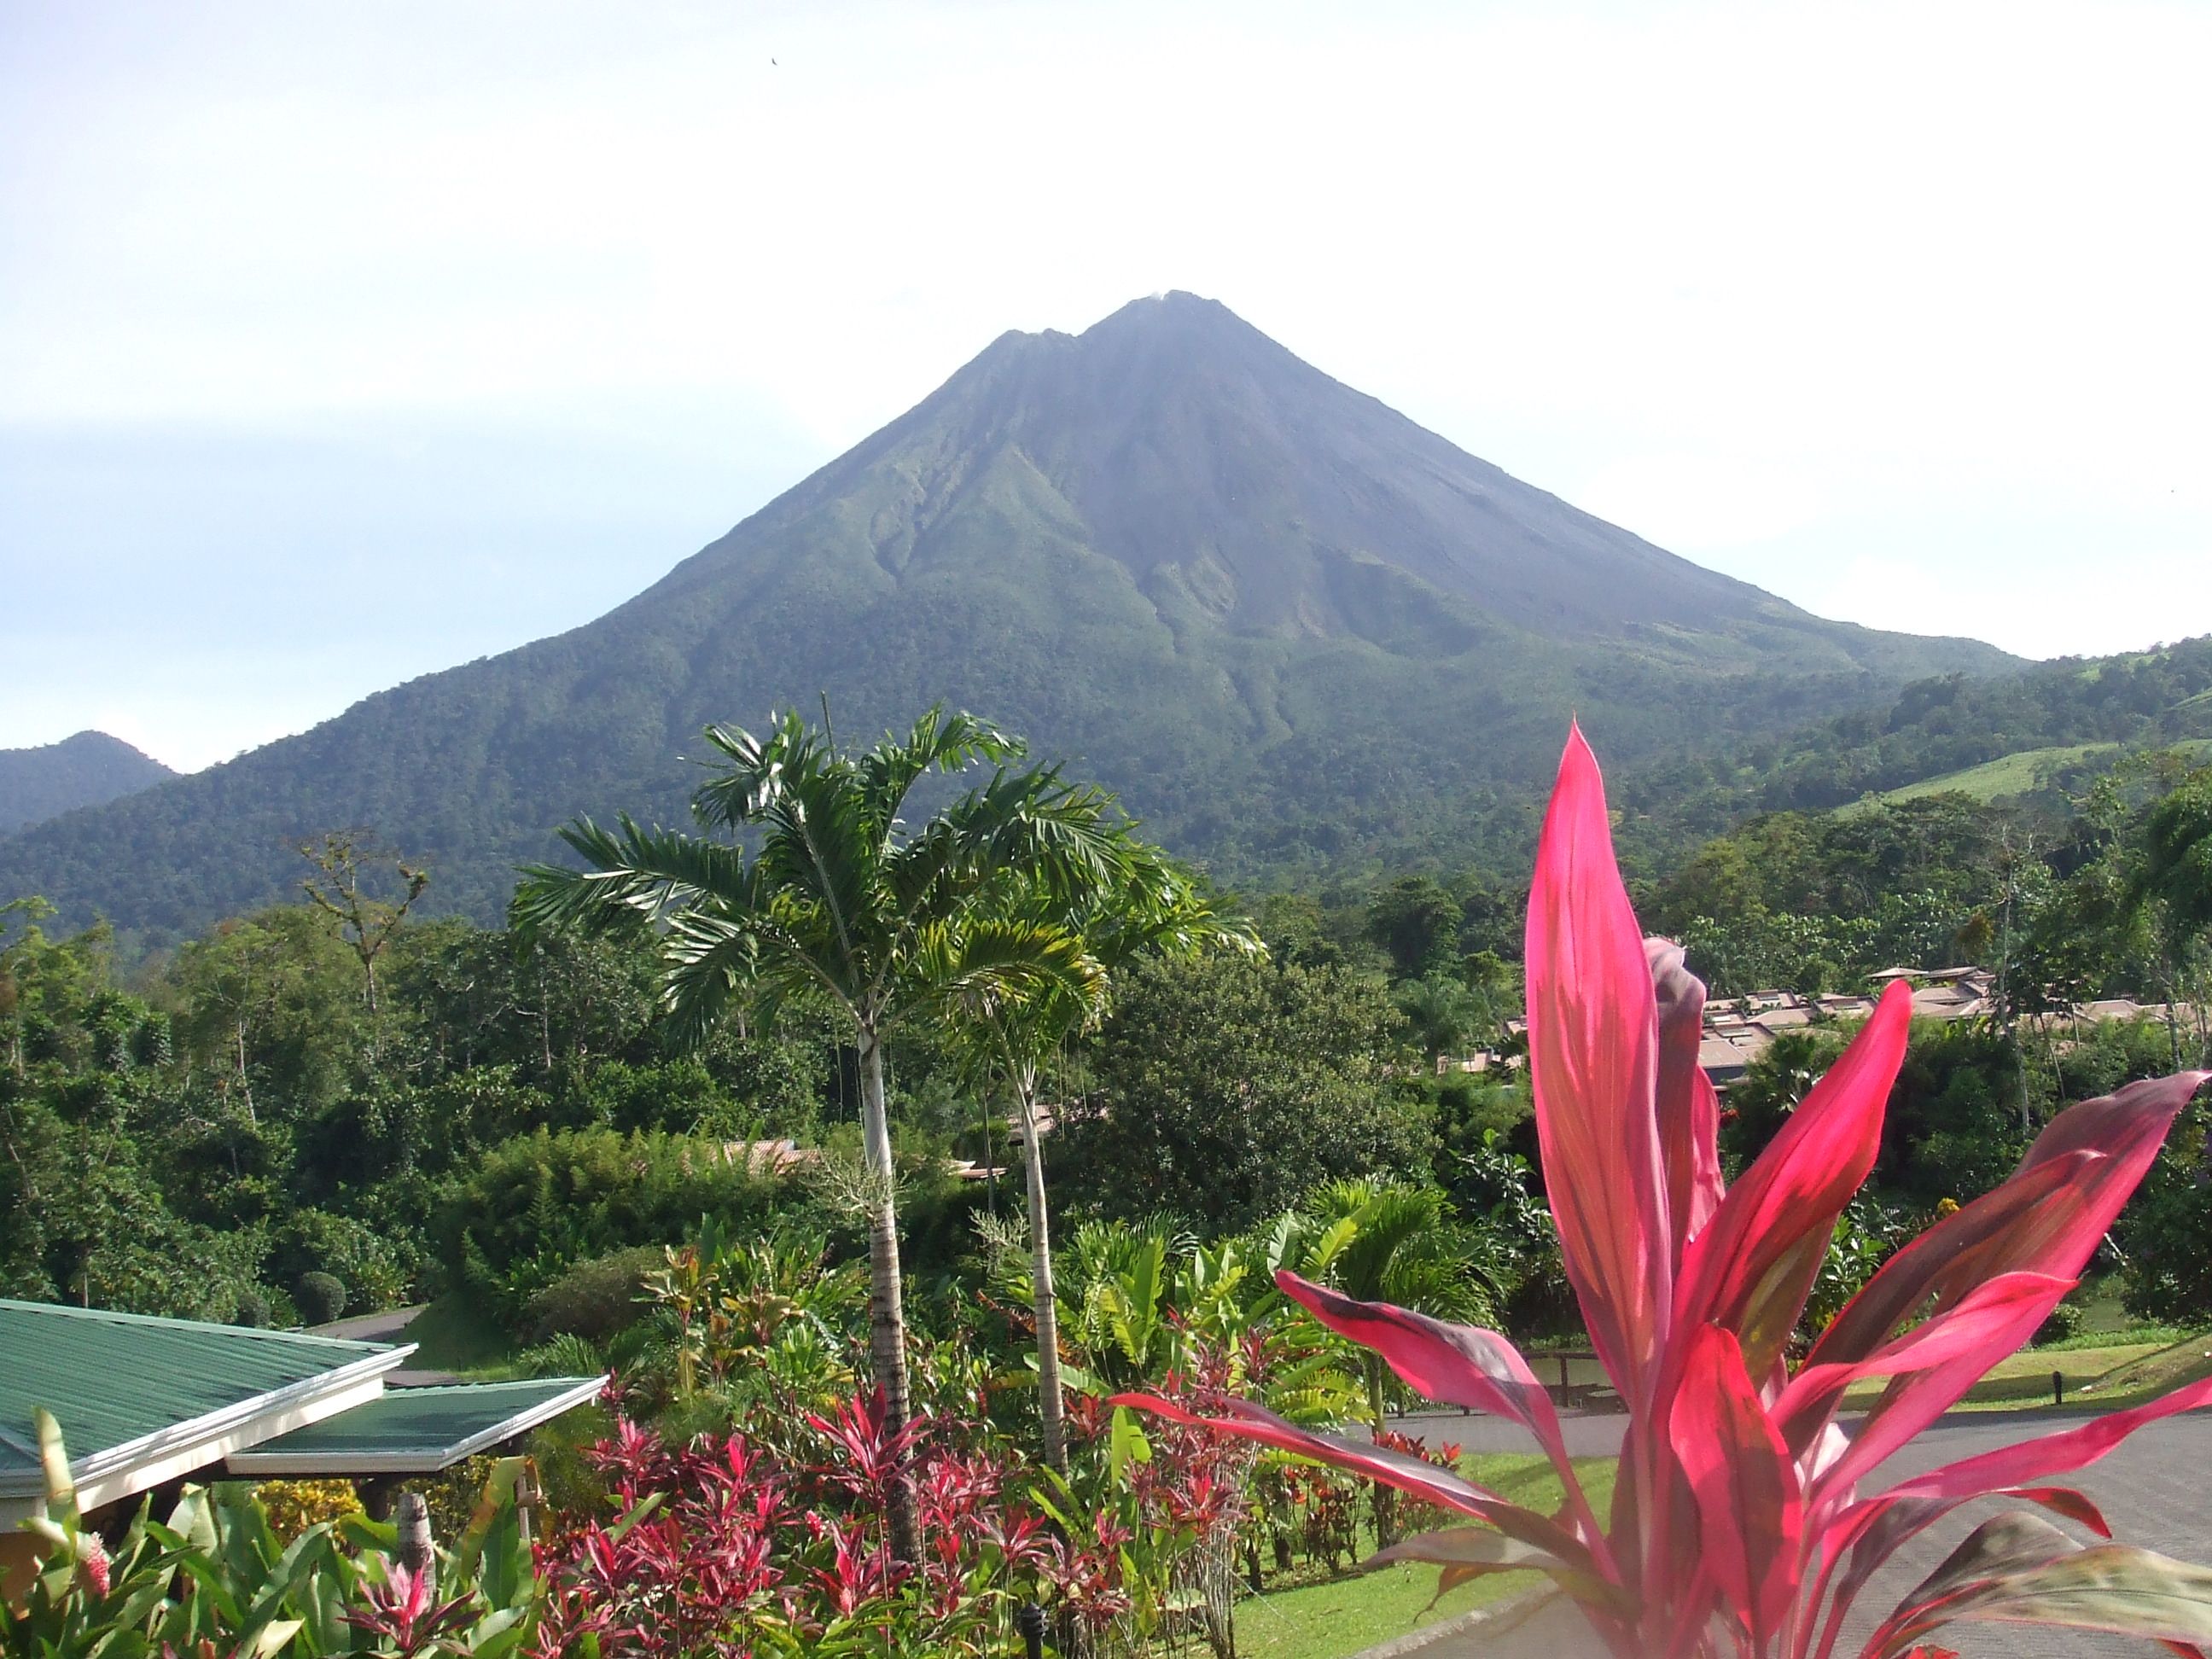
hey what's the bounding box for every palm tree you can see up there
[512,705,1121,1563]
[943,847,1255,1470]
[1301,1179,1494,1547]
[1392,974,1481,1064]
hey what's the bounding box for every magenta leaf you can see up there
[1812,1072,2211,1372]
[1670,1324,1804,1649]
[1104,1389,1611,1582]
[1526,725,1673,1405]
[1775,1271,2075,1458]
[1674,980,1910,1386]
[1272,1270,1604,1546]
[1881,1374,2212,1508]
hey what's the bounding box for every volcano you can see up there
[0,294,2009,938]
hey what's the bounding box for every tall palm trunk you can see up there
[1016,1064,1069,1473]
[858,1027,920,1565]
[1367,1355,1399,1547]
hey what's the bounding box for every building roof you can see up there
[227,1377,603,1476]
[1698,1033,1767,1080]
[0,1300,409,1520]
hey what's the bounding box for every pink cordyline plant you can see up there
[1117,727,2212,1659]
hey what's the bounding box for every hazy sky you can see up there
[4,0,2209,772]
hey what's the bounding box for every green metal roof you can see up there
[226,1378,605,1476]
[0,1300,409,1499]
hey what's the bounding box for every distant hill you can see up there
[1628,635,2212,841]
[0,732,175,835]
[0,293,2011,940]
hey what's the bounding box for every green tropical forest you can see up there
[7,681,2212,1650]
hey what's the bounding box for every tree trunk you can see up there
[2166,970,2183,1070]
[1367,1355,1398,1548]
[1018,1065,1069,1473]
[858,1027,920,1565]
[537,956,554,1079]
[235,1020,255,1125]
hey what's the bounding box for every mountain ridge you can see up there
[0,731,176,836]
[0,294,2012,940]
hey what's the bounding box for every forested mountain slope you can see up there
[1627,635,2212,841]
[0,294,2010,940]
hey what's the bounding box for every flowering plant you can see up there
[529,1394,1049,1658]
[1119,729,2212,1659]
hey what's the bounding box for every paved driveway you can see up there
[1384,1408,2212,1658]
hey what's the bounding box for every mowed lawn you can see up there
[2075,1331,2212,1408]
[1237,1454,1616,1659]
[1838,1341,2170,1413]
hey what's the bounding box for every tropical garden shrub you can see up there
[4,1410,537,1659]
[521,1244,667,1342]
[271,1208,410,1314]
[529,1361,1266,1659]
[1120,728,2212,1659]
[253,1478,365,1542]
[432,1126,783,1319]
[294,1270,346,1325]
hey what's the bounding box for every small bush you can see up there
[295,1271,347,1325]
[433,1126,784,1318]
[518,1331,607,1378]
[2033,1300,2086,1347]
[524,1246,665,1342]
[233,1290,272,1328]
[253,1477,362,1541]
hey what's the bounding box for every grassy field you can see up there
[1845,736,2212,812]
[2075,1331,2212,1409]
[1848,744,2120,809]
[1236,1454,1615,1659]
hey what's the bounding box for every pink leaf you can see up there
[1811,1278,2064,1505]
[1880,1374,2212,1508]
[1668,1324,1803,1648]
[1107,1390,1610,1579]
[1806,1153,2093,1371]
[1811,1072,2210,1371]
[1526,725,1671,1403]
[1272,1271,1602,1544]
[1808,1488,2110,1659]
[1807,1382,2212,1654]
[1776,1272,2075,1458]
[1674,980,1912,1383]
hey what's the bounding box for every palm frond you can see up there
[907,916,1107,1027]
[855,705,1022,838]
[512,815,752,934]
[690,711,817,832]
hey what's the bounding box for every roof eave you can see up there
[0,1343,416,1517]
[224,1377,606,1477]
